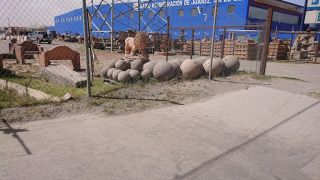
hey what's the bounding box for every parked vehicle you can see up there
[27,31,53,44]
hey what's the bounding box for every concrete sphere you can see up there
[170,59,183,66]
[131,59,143,71]
[106,59,117,69]
[223,55,240,73]
[153,62,175,81]
[180,59,204,79]
[112,69,122,81]
[143,62,156,71]
[168,61,182,76]
[129,70,141,81]
[115,60,130,71]
[101,67,110,79]
[203,58,224,77]
[118,71,131,83]
[125,69,132,73]
[107,68,116,79]
[141,69,152,80]
[194,57,208,66]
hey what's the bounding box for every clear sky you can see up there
[0,0,306,27]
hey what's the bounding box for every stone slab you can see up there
[41,65,86,88]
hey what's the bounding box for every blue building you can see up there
[54,0,304,39]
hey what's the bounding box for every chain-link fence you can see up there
[1,0,319,111]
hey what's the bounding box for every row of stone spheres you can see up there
[101,55,240,83]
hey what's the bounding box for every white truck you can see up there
[27,31,52,44]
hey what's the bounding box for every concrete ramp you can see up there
[1,86,319,180]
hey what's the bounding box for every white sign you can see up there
[304,10,320,24]
[134,0,242,9]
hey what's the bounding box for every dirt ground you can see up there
[1,40,319,127]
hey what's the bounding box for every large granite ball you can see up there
[168,61,182,76]
[107,68,116,79]
[203,58,224,77]
[153,62,175,81]
[115,60,130,71]
[143,62,156,71]
[129,70,141,81]
[131,59,143,71]
[180,59,203,79]
[101,67,109,79]
[170,59,183,66]
[194,57,208,66]
[118,71,131,83]
[106,59,117,69]
[112,69,122,80]
[223,55,240,73]
[141,69,152,80]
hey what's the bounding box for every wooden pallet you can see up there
[234,40,257,60]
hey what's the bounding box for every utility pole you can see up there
[259,8,273,75]
[209,0,219,80]
[82,0,92,97]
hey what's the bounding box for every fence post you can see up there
[289,31,294,60]
[315,35,319,63]
[259,8,273,76]
[111,0,114,51]
[191,28,195,59]
[82,0,92,97]
[166,16,170,62]
[220,28,226,59]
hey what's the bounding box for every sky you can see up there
[0,0,306,27]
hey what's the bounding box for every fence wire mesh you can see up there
[0,0,319,112]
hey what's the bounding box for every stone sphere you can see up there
[203,58,224,77]
[180,59,204,79]
[131,59,143,71]
[112,69,122,81]
[143,62,156,71]
[170,59,183,66]
[153,62,175,81]
[223,55,240,73]
[194,57,208,66]
[115,60,130,71]
[168,61,182,76]
[141,69,152,80]
[106,59,117,69]
[126,69,132,73]
[118,71,131,83]
[129,70,141,81]
[101,67,110,79]
[107,68,116,79]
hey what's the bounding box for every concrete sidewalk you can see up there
[1,86,320,180]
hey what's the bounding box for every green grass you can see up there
[236,70,305,82]
[0,89,48,110]
[0,70,126,98]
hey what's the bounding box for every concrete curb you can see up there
[0,79,60,101]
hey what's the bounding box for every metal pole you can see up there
[111,0,114,51]
[166,16,170,62]
[209,0,219,80]
[259,8,273,75]
[138,0,141,31]
[82,0,92,97]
